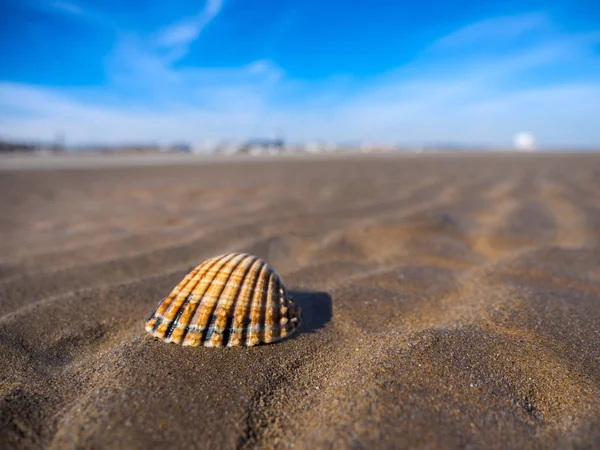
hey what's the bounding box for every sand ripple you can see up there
[1,154,600,449]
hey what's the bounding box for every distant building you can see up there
[303,141,340,154]
[0,140,37,153]
[238,138,285,155]
[360,142,398,153]
[53,130,66,152]
[192,139,217,154]
[164,142,191,153]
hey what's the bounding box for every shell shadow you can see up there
[288,290,332,334]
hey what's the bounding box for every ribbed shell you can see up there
[145,252,301,347]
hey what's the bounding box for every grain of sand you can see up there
[1,153,600,449]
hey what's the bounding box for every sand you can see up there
[1,152,600,449]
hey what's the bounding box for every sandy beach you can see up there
[1,152,600,449]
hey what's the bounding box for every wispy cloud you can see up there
[29,0,113,29]
[51,1,84,15]
[155,0,224,59]
[1,11,599,147]
[430,12,551,50]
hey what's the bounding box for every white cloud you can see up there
[155,0,224,58]
[430,12,550,50]
[1,11,600,148]
[0,82,268,144]
[157,20,202,48]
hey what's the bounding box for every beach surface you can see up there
[1,153,600,449]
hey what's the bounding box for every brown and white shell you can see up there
[145,252,301,347]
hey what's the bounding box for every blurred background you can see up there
[1,0,599,155]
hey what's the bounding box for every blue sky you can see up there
[1,0,599,147]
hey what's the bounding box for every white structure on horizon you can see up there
[192,139,218,154]
[513,132,537,151]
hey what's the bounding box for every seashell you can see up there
[145,252,301,347]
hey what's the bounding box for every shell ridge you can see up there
[149,253,236,342]
[227,258,265,347]
[154,259,213,333]
[149,263,205,328]
[270,274,283,339]
[222,256,260,346]
[180,252,243,345]
[150,313,161,333]
[261,271,276,343]
[275,275,286,341]
[174,253,238,342]
[206,255,258,346]
[198,254,249,345]
[163,256,225,341]
[188,252,242,328]
[250,269,271,346]
[263,272,278,343]
[242,263,269,346]
[277,280,293,339]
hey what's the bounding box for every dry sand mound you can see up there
[1,153,600,449]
